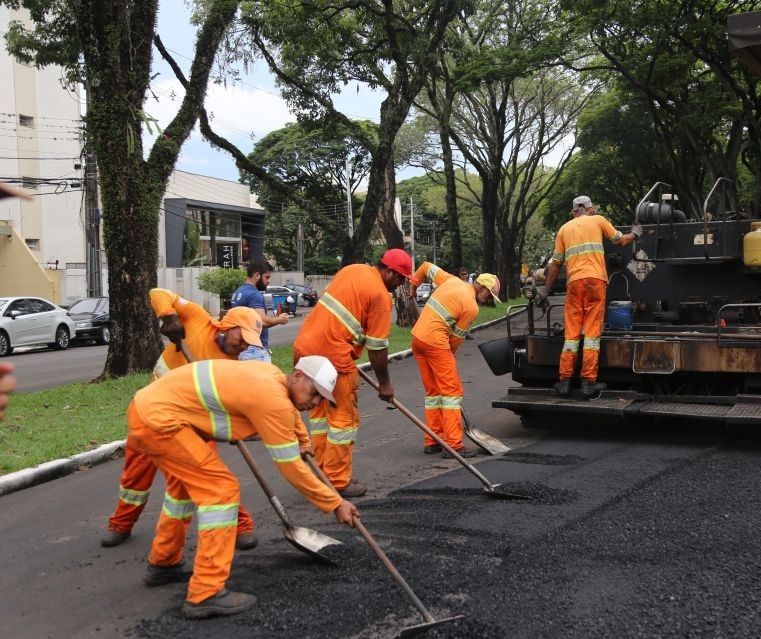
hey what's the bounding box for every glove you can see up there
[159,314,185,351]
[631,224,643,239]
[533,287,549,309]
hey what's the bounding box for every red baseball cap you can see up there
[380,248,412,278]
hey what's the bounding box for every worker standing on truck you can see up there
[534,196,641,398]
[292,249,413,498]
[101,289,262,550]
[231,258,290,364]
[409,263,501,457]
[128,356,359,619]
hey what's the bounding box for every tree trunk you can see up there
[439,122,462,270]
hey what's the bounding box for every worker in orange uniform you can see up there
[292,248,412,498]
[409,263,501,457]
[535,195,641,398]
[129,355,359,619]
[101,289,262,550]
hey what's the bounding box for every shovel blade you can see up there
[284,525,343,565]
[464,424,511,455]
[396,615,466,638]
[484,484,532,501]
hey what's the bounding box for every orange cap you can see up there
[219,307,263,347]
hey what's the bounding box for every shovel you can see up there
[179,341,343,564]
[461,407,511,456]
[304,453,465,638]
[358,368,528,501]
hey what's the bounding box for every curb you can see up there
[0,313,509,497]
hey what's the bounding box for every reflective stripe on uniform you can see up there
[192,361,231,441]
[197,503,239,531]
[424,395,442,409]
[563,339,580,352]
[152,355,170,379]
[327,425,358,446]
[318,292,365,345]
[441,395,462,410]
[364,334,389,350]
[427,264,442,281]
[452,324,469,339]
[266,441,301,463]
[427,297,456,330]
[565,242,604,259]
[119,485,150,506]
[583,337,601,351]
[310,416,328,435]
[551,252,564,263]
[161,492,196,520]
[611,230,623,242]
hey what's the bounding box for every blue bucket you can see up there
[608,301,632,330]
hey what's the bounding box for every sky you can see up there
[147,0,389,183]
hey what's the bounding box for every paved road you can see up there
[8,307,314,392]
[3,317,760,638]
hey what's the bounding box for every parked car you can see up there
[68,297,110,345]
[416,283,432,304]
[264,286,298,315]
[289,284,319,307]
[0,296,76,356]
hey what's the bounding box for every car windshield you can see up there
[418,284,431,292]
[69,298,101,313]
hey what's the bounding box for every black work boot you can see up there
[235,532,258,551]
[553,379,571,396]
[143,561,193,587]
[423,444,442,455]
[182,589,257,619]
[338,479,368,498]
[101,529,131,547]
[441,446,478,459]
[580,379,607,398]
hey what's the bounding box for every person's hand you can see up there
[277,312,290,325]
[631,224,643,238]
[533,287,549,309]
[377,381,394,403]
[299,445,315,460]
[333,499,359,527]
[0,363,17,421]
[159,314,185,351]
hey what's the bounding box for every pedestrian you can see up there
[101,288,263,549]
[534,195,641,397]
[292,248,412,498]
[0,363,16,421]
[231,258,290,363]
[409,263,501,457]
[458,266,470,282]
[129,356,359,619]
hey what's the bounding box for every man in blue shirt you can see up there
[231,259,289,362]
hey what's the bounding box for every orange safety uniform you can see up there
[129,359,341,603]
[293,264,392,490]
[551,215,622,382]
[107,288,256,538]
[410,262,479,449]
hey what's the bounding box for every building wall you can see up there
[0,223,55,299]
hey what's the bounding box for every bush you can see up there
[197,268,246,309]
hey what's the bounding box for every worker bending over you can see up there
[535,196,641,397]
[129,356,358,619]
[102,288,262,549]
[409,263,501,457]
[293,249,412,498]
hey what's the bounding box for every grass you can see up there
[1,299,524,475]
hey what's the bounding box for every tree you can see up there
[4,0,240,376]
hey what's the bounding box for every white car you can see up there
[0,296,76,356]
[416,283,432,304]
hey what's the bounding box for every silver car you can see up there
[0,296,76,356]
[416,283,432,304]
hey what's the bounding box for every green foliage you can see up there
[183,219,202,265]
[197,267,246,307]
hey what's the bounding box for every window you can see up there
[25,238,40,250]
[27,298,54,313]
[19,114,34,128]
[7,299,33,316]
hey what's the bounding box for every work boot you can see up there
[441,446,478,459]
[143,561,193,587]
[423,444,442,455]
[182,589,257,620]
[100,529,131,547]
[235,532,258,551]
[553,379,571,396]
[580,379,607,398]
[338,480,367,498]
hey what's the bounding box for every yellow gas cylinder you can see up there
[744,221,761,267]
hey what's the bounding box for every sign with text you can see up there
[217,242,238,269]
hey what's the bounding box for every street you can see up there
[7,307,314,392]
[2,318,761,638]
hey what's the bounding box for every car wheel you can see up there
[97,326,111,345]
[0,330,12,356]
[51,325,70,350]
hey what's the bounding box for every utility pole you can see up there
[345,158,354,238]
[432,221,437,264]
[84,88,102,297]
[409,197,416,272]
[297,222,304,272]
